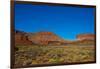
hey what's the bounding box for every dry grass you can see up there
[14,45,95,67]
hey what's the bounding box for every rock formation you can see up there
[76,34,95,41]
[15,30,95,46]
[28,32,63,45]
[15,30,33,45]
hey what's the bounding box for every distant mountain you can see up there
[28,31,64,45]
[15,30,65,45]
[69,34,95,45]
[76,34,95,41]
[15,30,95,46]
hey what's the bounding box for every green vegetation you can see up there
[14,45,95,67]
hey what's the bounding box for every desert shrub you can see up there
[15,46,19,51]
[48,58,60,63]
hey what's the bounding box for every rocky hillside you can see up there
[15,30,65,45]
[15,30,33,45]
[28,32,65,45]
[15,30,95,45]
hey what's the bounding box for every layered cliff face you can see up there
[77,34,95,41]
[15,30,33,45]
[28,32,63,45]
[73,34,95,45]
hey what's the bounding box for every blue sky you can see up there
[15,3,95,40]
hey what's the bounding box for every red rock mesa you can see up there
[77,34,95,41]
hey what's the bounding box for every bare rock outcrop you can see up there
[15,30,33,45]
[77,34,95,41]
